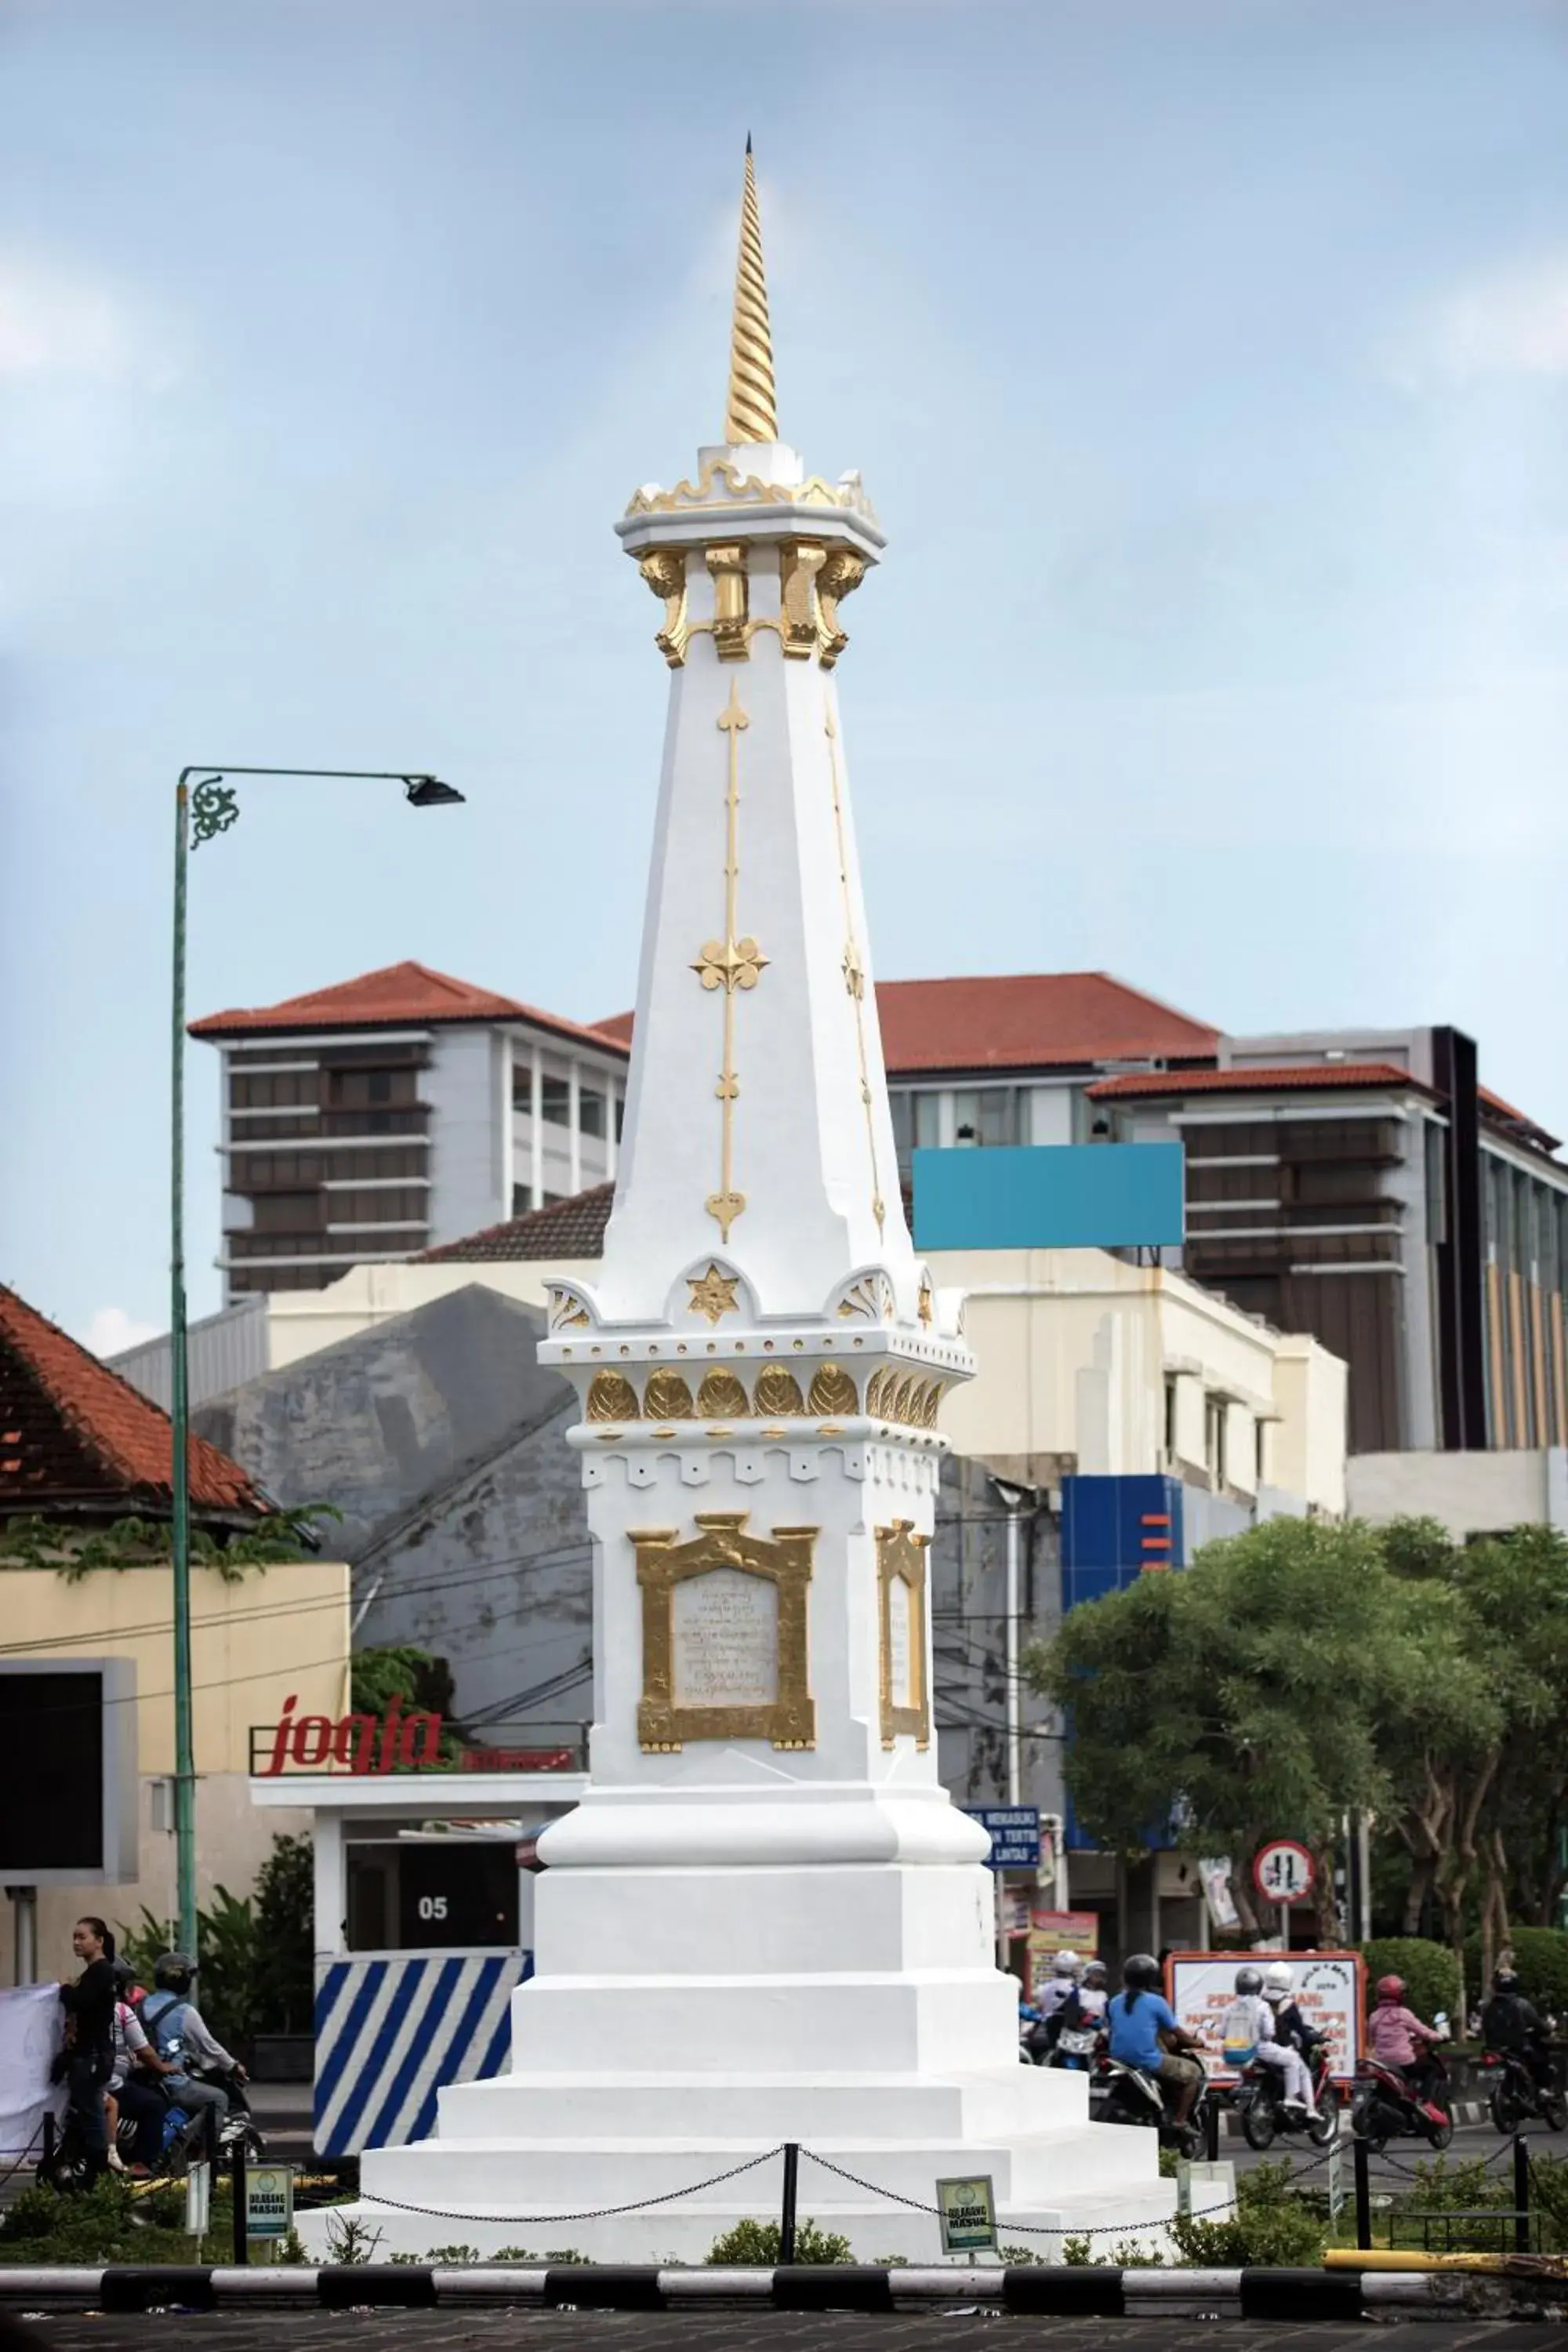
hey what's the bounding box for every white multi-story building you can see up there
[191,961,630,1299]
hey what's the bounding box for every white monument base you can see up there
[299,1828,1176,2264]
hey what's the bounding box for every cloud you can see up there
[83,1306,162,1360]
[1403,256,1568,383]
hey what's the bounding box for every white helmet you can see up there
[1051,1951,1081,1978]
[1262,1962,1294,1998]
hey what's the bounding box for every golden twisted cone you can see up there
[724,140,778,445]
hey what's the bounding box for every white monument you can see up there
[321,147,1174,2262]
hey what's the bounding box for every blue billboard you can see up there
[911,1142,1185,1254]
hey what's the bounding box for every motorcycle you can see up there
[1352,2040,1454,2154]
[1482,2049,1567,2136]
[1235,2042,1340,2151]
[1047,2020,1104,2071]
[1094,2053,1213,2158]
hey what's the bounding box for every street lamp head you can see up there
[403,774,466,808]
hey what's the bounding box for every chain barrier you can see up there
[794,2147,1239,2233]
[339,2144,786,2228]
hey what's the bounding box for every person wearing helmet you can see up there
[1223,1964,1316,2117]
[1106,1954,1205,2125]
[1262,1962,1327,2071]
[1076,1960,1110,2026]
[140,1953,247,2140]
[1037,1952,1082,2022]
[1481,1967,1552,2092]
[1369,1973,1445,2109]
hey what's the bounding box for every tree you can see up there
[1028,1516,1477,1943]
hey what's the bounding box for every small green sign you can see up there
[935,2173,997,2256]
[245,2163,295,2242]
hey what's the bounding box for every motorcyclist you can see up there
[1368,1973,1446,2121]
[1070,1959,1110,2027]
[1036,1952,1082,2024]
[1106,1952,1205,2126]
[1221,1964,1317,2118]
[1481,1969,1555,2095]
[140,1953,247,2143]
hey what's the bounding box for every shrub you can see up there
[1362,1938,1462,2027]
[706,2216,851,2265]
[1465,1927,1568,2019]
[1171,2160,1324,2269]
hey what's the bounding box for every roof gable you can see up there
[192,961,629,1058]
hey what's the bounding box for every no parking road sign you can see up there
[1253,1841,1316,1905]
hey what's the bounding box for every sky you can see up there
[2,0,1566,1349]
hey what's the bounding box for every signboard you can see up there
[185,2158,211,2237]
[964,1806,1040,1869]
[1166,1950,1364,2084]
[935,2174,997,2256]
[1026,1908,1099,1995]
[259,1697,443,1776]
[1253,1841,1316,1905]
[913,1142,1185,1253]
[245,2163,294,2243]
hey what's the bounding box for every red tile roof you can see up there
[418,1183,615,1263]
[0,1285,267,1523]
[192,962,630,1059]
[1479,1086,1561,1156]
[1088,1062,1432,1102]
[594,971,1219,1075]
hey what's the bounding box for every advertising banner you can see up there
[1165,1949,1365,2084]
[1026,1908,1099,1994]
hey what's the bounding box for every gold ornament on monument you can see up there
[696,1367,750,1418]
[586,1370,641,1422]
[634,1511,816,1751]
[808,1363,858,1417]
[644,1369,696,1421]
[753,1365,807,1417]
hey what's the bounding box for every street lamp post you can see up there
[169,764,464,1953]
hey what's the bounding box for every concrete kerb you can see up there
[0,2263,1550,2316]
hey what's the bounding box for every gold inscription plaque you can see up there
[634,1512,816,1751]
[877,1519,931,1749]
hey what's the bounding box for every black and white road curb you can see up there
[0,2265,1506,2315]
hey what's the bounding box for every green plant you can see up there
[254,1833,314,2034]
[0,1507,339,1583]
[1465,1926,1568,2017]
[352,1645,456,1718]
[1362,1938,1463,2027]
[1171,2158,1323,2268]
[706,2216,852,2265]
[323,2212,383,2264]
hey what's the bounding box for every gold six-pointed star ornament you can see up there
[688,1263,742,1324]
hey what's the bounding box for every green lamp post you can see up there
[169,765,466,1953]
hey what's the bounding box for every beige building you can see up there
[1,1559,350,1988]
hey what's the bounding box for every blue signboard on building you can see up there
[964,1805,1041,1868]
[911,1142,1185,1254]
[1059,1475,1186,1849]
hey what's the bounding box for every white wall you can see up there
[1347,1447,1568,1537]
[425,1028,506,1247]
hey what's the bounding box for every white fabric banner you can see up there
[1167,1950,1365,2084]
[0,1983,66,2156]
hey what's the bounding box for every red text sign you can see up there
[261,1695,443,1777]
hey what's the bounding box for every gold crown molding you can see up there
[877,1518,931,1749]
[624,459,880,527]
[637,550,690,669]
[825,700,885,1239]
[636,1510,816,1752]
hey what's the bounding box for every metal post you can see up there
[1004,1503,1022,1806]
[6,1886,37,1984]
[1353,2133,1371,2252]
[232,2125,249,2267]
[1514,2132,1530,2254]
[779,2141,799,2266]
[170,775,198,1957]
[1204,2095,1219,2162]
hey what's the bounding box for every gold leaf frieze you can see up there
[644,1369,696,1421]
[753,1364,807,1417]
[696,1367,750,1418]
[808,1363,858,1417]
[586,1370,641,1423]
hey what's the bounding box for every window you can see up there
[512,1182,532,1217]
[615,1093,626,1142]
[579,1088,606,1138]
[890,1090,942,1163]
[328,1067,416,1109]
[953,1088,1016,1149]
[1163,1376,1178,1459]
[230,1072,318,1110]
[1204,1395,1228,1487]
[540,1076,571,1127]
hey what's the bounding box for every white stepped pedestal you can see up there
[305,151,1174,2266]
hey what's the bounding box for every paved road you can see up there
[4,2313,1568,2351]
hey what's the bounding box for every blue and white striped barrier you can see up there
[314,1951,532,2157]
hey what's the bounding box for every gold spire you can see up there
[724,138,778,446]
